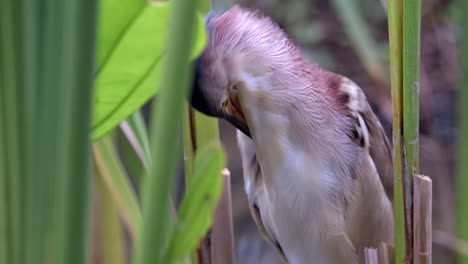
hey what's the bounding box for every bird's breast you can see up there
[239,87,355,262]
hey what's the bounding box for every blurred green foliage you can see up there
[92,1,207,140]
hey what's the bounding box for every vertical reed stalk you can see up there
[388,0,422,262]
[403,0,421,262]
[1,0,99,263]
[387,0,406,262]
[133,0,199,263]
[403,0,421,175]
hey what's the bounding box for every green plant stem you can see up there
[133,0,199,262]
[458,0,468,262]
[184,105,195,181]
[403,0,421,177]
[403,0,421,261]
[388,0,407,263]
[94,135,142,239]
[96,177,127,264]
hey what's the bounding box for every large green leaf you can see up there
[92,1,207,140]
[164,143,225,263]
[97,0,146,69]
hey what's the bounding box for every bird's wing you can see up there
[340,79,394,199]
[360,107,394,199]
[237,131,288,262]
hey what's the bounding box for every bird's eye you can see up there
[222,100,228,108]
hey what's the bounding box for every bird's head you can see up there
[191,6,351,141]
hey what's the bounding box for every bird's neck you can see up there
[238,71,357,192]
[245,101,351,195]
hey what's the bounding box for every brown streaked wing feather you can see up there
[247,170,288,262]
[338,78,394,200]
[237,132,288,262]
[360,109,394,200]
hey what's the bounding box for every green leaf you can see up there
[92,1,207,140]
[97,0,146,69]
[164,143,225,263]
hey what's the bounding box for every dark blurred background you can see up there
[209,0,463,263]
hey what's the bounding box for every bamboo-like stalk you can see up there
[413,174,432,264]
[133,0,199,262]
[457,0,468,262]
[403,0,421,175]
[403,0,421,262]
[389,0,422,262]
[387,0,407,262]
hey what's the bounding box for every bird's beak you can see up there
[221,92,251,138]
